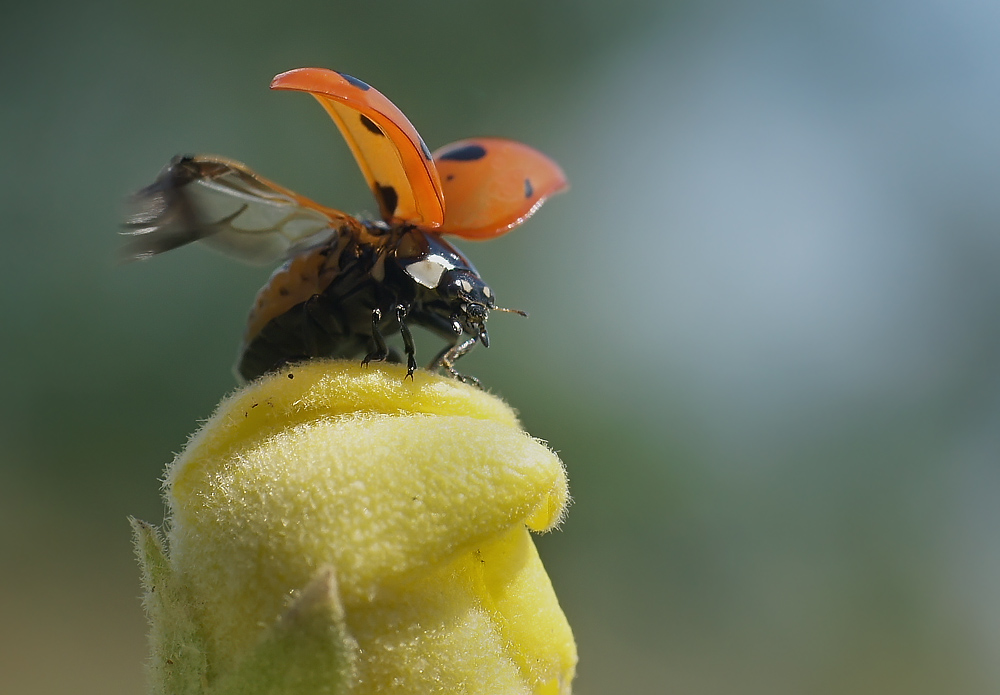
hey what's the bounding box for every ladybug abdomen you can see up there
[237,230,407,381]
[244,237,348,342]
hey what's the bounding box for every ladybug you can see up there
[124,68,567,384]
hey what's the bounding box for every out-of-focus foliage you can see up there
[3,0,1000,693]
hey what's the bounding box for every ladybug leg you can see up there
[433,336,481,387]
[429,342,452,371]
[427,316,463,369]
[395,304,417,379]
[303,293,344,336]
[362,308,389,366]
[301,294,338,356]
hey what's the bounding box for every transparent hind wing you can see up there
[123,155,357,265]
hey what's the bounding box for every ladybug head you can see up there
[437,269,528,348]
[439,269,495,346]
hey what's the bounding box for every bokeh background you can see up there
[3,0,1000,693]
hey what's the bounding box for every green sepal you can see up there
[131,517,209,695]
[207,567,357,695]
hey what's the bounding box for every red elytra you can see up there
[270,67,568,239]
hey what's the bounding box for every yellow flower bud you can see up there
[133,360,576,695]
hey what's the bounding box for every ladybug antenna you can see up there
[494,306,528,318]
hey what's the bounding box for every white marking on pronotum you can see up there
[404,254,456,288]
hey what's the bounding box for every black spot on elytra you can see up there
[419,137,433,160]
[524,178,534,198]
[337,72,371,91]
[446,174,455,181]
[377,184,399,217]
[359,114,384,135]
[438,144,486,161]
[279,287,290,296]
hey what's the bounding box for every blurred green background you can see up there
[3,0,1000,693]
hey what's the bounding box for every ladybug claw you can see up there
[456,372,482,388]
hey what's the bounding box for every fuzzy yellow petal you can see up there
[141,360,576,695]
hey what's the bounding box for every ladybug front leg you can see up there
[432,335,481,386]
[395,304,417,379]
[362,308,389,366]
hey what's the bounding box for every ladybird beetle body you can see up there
[239,218,495,382]
[124,69,565,383]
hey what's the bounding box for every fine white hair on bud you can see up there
[133,359,576,695]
